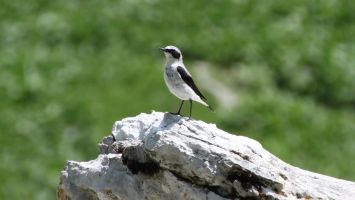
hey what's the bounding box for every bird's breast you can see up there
[164,66,176,79]
[165,70,173,78]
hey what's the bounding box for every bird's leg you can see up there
[189,99,192,119]
[170,100,184,115]
[177,100,184,114]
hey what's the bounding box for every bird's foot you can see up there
[169,112,181,116]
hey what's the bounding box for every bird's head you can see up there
[160,45,182,62]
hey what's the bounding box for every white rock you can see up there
[58,111,355,200]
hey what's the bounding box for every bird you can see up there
[160,45,214,118]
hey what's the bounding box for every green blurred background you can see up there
[1,0,355,199]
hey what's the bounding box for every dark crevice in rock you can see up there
[228,167,260,188]
[169,170,238,199]
[121,146,160,175]
[207,185,238,199]
[230,150,251,161]
[122,157,160,175]
[227,165,282,195]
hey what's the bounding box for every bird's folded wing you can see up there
[177,66,207,100]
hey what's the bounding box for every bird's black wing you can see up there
[177,66,207,100]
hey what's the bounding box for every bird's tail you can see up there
[198,98,215,113]
[207,105,215,113]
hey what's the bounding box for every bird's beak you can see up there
[159,47,166,52]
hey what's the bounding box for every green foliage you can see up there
[0,0,354,199]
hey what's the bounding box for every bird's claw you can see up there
[169,112,181,116]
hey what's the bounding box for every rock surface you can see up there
[57,112,355,200]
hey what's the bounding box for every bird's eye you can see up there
[165,49,180,59]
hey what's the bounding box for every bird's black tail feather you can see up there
[207,105,215,113]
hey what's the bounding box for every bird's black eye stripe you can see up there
[167,49,181,59]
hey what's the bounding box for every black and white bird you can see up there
[160,45,214,118]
